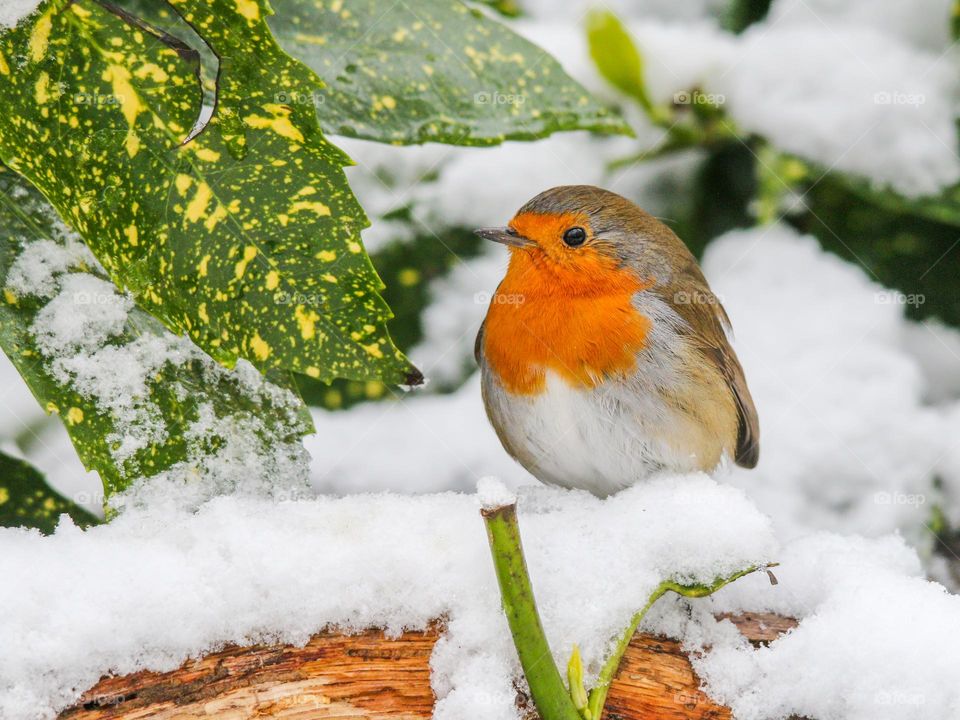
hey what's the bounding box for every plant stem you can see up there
[584,585,667,719]
[482,503,582,720]
[585,564,769,719]
[482,500,772,720]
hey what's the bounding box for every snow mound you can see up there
[0,474,775,720]
[693,533,960,719]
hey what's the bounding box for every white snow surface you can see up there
[715,24,960,197]
[692,533,960,719]
[581,17,960,198]
[0,0,41,29]
[1,475,776,719]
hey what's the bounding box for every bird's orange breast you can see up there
[482,249,651,396]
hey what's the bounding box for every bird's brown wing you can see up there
[659,256,760,468]
[474,319,485,365]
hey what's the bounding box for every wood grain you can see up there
[61,613,796,719]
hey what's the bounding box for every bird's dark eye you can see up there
[562,226,587,247]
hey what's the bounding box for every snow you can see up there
[307,374,532,495]
[691,533,960,719]
[703,226,946,542]
[0,0,41,29]
[476,476,516,510]
[715,25,960,197]
[0,475,775,720]
[766,0,955,52]
[5,238,97,300]
[569,17,960,198]
[32,274,133,355]
[6,230,310,499]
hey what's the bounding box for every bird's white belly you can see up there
[483,370,700,496]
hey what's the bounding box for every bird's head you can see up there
[475,185,679,295]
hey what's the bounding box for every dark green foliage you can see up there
[721,0,774,33]
[0,451,99,534]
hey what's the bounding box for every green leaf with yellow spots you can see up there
[0,450,100,534]
[267,0,632,145]
[0,0,421,386]
[0,167,313,500]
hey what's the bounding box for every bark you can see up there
[61,613,797,720]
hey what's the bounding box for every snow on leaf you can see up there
[0,0,421,386]
[0,168,313,500]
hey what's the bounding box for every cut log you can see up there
[61,613,797,720]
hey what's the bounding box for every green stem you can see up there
[584,585,667,719]
[585,564,768,720]
[482,503,582,720]
[482,500,772,720]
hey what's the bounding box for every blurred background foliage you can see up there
[313,0,960,413]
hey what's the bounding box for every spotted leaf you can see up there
[0,167,313,500]
[0,0,421,385]
[267,0,632,145]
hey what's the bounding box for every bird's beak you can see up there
[474,226,532,248]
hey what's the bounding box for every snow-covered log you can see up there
[61,613,796,720]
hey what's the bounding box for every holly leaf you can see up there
[0,450,99,534]
[0,167,313,499]
[0,0,421,386]
[267,0,632,145]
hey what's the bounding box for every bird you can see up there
[474,185,758,497]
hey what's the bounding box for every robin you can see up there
[474,185,758,496]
